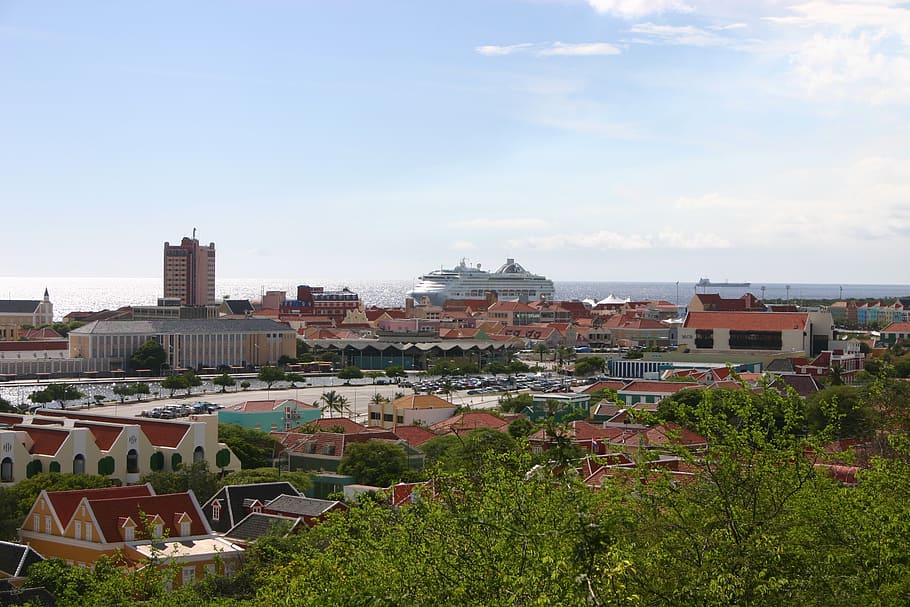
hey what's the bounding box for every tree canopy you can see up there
[337,440,409,487]
[129,339,166,374]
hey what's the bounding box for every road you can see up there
[69,383,505,425]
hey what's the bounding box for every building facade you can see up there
[0,290,53,340]
[164,236,216,306]
[68,319,296,372]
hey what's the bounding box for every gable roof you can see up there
[74,421,124,451]
[222,300,255,315]
[19,426,70,456]
[882,322,910,334]
[89,492,208,542]
[201,482,302,532]
[296,417,368,434]
[44,485,155,530]
[225,398,317,413]
[0,541,44,579]
[0,301,40,314]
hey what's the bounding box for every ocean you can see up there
[1,276,908,321]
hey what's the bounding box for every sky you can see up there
[1,0,909,284]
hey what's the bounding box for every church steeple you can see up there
[43,288,49,302]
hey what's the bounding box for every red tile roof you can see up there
[430,412,508,433]
[46,485,154,529]
[40,411,191,448]
[882,322,910,333]
[20,426,70,456]
[684,311,809,331]
[390,425,438,447]
[297,418,367,434]
[74,422,124,451]
[89,492,207,542]
[583,381,628,393]
[619,381,706,394]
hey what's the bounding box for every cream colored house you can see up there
[0,411,241,485]
[367,394,457,429]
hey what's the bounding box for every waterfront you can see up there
[2,276,908,322]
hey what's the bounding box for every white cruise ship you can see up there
[407,258,555,306]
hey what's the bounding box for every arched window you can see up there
[73,454,85,475]
[193,446,204,463]
[0,458,13,482]
[126,449,139,474]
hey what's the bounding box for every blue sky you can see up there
[2,0,908,284]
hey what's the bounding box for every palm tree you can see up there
[370,392,389,405]
[320,390,349,418]
[534,342,549,363]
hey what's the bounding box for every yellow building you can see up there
[19,484,242,583]
[0,290,53,340]
[68,318,297,372]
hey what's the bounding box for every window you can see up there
[85,524,92,542]
[124,526,135,541]
[212,503,221,522]
[0,457,12,482]
[73,454,85,475]
[45,515,52,534]
[33,514,39,531]
[153,523,163,538]
[126,449,139,474]
[74,520,82,539]
[180,521,191,536]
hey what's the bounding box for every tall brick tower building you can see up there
[163,231,216,306]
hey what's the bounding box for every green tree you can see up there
[213,373,236,392]
[220,467,312,494]
[336,365,363,381]
[319,390,349,418]
[112,383,135,404]
[337,440,409,487]
[285,372,306,388]
[507,417,534,439]
[182,370,202,395]
[258,365,286,390]
[218,424,280,469]
[384,365,406,379]
[140,460,220,504]
[534,342,549,362]
[573,356,605,377]
[160,373,187,397]
[27,383,85,408]
[240,380,251,390]
[129,339,166,374]
[129,382,150,401]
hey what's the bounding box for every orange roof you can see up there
[298,417,367,434]
[583,381,628,393]
[390,394,455,410]
[684,311,809,331]
[883,322,910,333]
[227,398,317,413]
[430,412,508,433]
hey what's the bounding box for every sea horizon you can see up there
[2,276,908,322]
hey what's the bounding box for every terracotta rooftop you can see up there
[390,425,438,447]
[46,485,154,530]
[39,411,191,448]
[20,425,70,456]
[390,394,456,411]
[684,311,809,331]
[74,421,124,451]
[430,411,508,433]
[89,492,208,543]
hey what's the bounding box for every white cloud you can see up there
[475,41,622,57]
[475,43,534,56]
[790,32,910,103]
[587,0,692,19]
[709,22,748,31]
[765,1,910,103]
[452,217,549,230]
[538,42,622,56]
[506,229,730,251]
[627,22,735,47]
